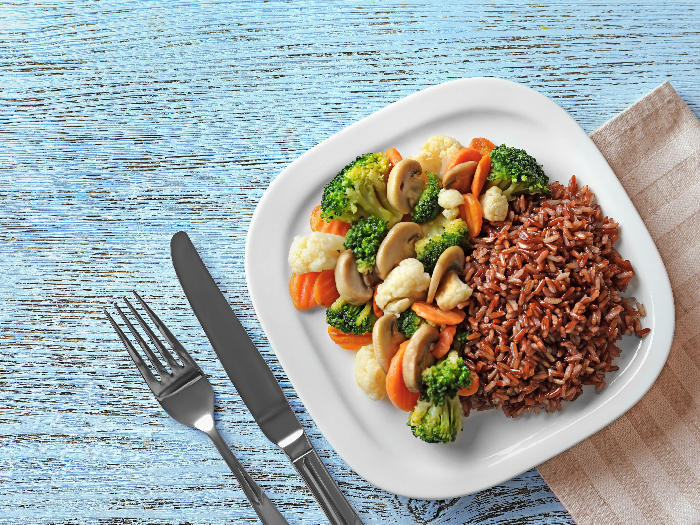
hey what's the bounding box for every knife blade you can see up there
[170,231,364,525]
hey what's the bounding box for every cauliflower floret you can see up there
[375,258,430,314]
[410,135,463,176]
[420,214,448,240]
[288,232,345,274]
[438,188,464,209]
[438,188,464,220]
[435,271,473,311]
[442,208,460,221]
[354,344,387,400]
[479,186,509,222]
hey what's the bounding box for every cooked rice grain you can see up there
[460,176,647,418]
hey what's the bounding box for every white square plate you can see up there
[245,78,674,499]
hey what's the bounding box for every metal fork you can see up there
[105,291,289,525]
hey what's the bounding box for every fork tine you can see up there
[123,296,183,372]
[113,302,171,379]
[131,291,196,368]
[105,308,159,389]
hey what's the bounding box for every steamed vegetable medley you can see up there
[287,136,550,444]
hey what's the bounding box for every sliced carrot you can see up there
[289,272,320,310]
[432,325,457,359]
[471,154,491,197]
[386,148,403,170]
[386,341,420,412]
[310,204,351,236]
[310,205,325,232]
[458,373,480,396]
[444,147,482,175]
[372,284,384,319]
[411,301,466,325]
[327,326,372,350]
[322,219,351,236]
[313,270,340,308]
[460,193,483,237]
[469,137,496,156]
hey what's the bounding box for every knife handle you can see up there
[284,433,364,525]
[205,427,290,525]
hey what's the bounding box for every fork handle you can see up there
[205,427,289,525]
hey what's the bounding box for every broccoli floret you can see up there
[326,297,376,335]
[420,350,472,406]
[321,153,403,226]
[487,144,550,201]
[415,218,470,274]
[396,309,425,339]
[343,216,390,275]
[411,171,442,224]
[451,330,470,353]
[408,396,463,444]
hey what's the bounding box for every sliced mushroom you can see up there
[387,159,425,214]
[372,314,406,373]
[427,246,465,303]
[375,222,423,280]
[441,161,478,193]
[403,324,439,392]
[335,249,373,305]
[362,272,377,289]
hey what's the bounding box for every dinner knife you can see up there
[170,231,364,525]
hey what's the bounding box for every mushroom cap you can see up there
[387,159,426,214]
[335,249,374,305]
[441,160,478,194]
[403,324,439,392]
[374,222,424,280]
[372,314,406,373]
[427,245,465,303]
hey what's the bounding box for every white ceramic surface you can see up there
[245,78,674,499]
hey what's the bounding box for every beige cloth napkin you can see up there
[537,81,700,525]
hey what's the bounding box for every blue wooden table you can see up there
[2,1,699,523]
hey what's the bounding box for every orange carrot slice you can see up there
[444,148,482,175]
[432,325,457,359]
[327,326,372,350]
[471,154,491,197]
[411,301,466,325]
[313,270,340,308]
[310,205,325,232]
[458,373,480,396]
[310,204,351,235]
[323,219,351,236]
[460,193,483,237]
[386,148,403,170]
[469,138,496,156]
[289,272,320,310]
[386,341,420,411]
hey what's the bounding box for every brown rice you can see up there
[460,176,647,418]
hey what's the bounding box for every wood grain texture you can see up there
[1,0,698,523]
